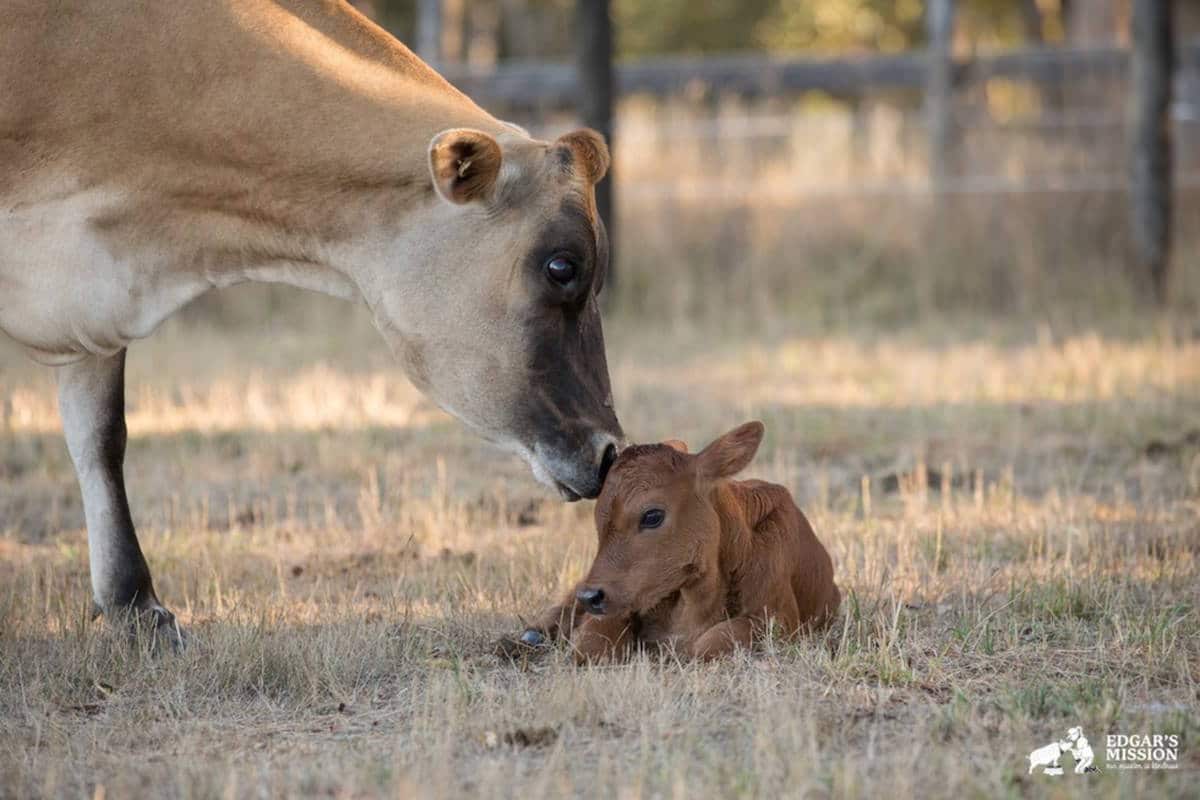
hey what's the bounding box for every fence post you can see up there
[1018,0,1043,44]
[416,0,442,66]
[1130,0,1175,305]
[441,0,466,64]
[576,0,616,298]
[925,0,956,195]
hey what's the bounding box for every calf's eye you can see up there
[639,508,665,530]
[545,256,577,286]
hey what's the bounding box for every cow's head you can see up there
[574,422,765,616]
[364,126,622,500]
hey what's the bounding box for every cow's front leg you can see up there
[57,350,183,647]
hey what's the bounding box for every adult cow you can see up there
[0,0,623,644]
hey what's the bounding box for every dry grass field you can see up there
[1,287,1197,798]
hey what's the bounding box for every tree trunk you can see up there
[466,1,500,68]
[576,0,616,298]
[500,0,539,61]
[1066,0,1123,45]
[925,0,955,195]
[442,0,466,65]
[348,0,377,21]
[1130,0,1175,305]
[416,0,442,65]
[1019,0,1044,44]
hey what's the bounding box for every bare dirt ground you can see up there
[1,298,1197,798]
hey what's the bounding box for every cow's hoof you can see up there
[519,628,546,646]
[148,607,189,652]
[111,604,189,652]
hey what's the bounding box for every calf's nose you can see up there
[576,587,607,615]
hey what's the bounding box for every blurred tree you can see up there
[499,0,539,59]
[349,0,379,20]
[1065,0,1128,45]
[576,0,617,293]
[499,0,573,61]
[615,0,776,56]
[374,0,417,43]
[757,0,925,53]
[373,1,1073,61]
[926,0,955,192]
[1018,0,1044,44]
[466,0,501,66]
[757,0,1064,54]
[442,0,466,62]
[416,0,442,63]
[1129,0,1173,304]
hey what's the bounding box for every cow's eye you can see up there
[545,256,577,286]
[639,508,665,530]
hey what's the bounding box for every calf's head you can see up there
[367,126,622,500]
[576,422,765,616]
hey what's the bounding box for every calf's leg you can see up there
[572,614,636,663]
[57,350,183,646]
[691,617,757,660]
[520,585,587,645]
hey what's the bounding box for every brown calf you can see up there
[522,422,840,661]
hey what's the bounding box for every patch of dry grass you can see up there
[1,304,1198,798]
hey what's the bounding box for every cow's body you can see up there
[2,0,623,641]
[524,423,840,661]
[2,0,468,363]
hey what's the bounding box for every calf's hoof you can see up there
[519,628,546,646]
[493,629,549,661]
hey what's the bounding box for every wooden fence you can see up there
[438,43,1200,111]
[445,36,1197,303]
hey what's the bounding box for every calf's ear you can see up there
[663,439,689,454]
[429,129,502,204]
[696,421,764,481]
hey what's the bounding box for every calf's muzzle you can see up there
[576,586,607,615]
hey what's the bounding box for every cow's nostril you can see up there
[598,443,617,487]
[576,587,606,614]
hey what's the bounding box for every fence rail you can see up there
[437,36,1197,303]
[441,42,1200,110]
[618,172,1200,203]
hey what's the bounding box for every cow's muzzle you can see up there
[534,436,620,501]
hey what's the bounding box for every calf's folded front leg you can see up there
[57,350,183,648]
[520,585,588,645]
[572,613,636,663]
[690,616,757,660]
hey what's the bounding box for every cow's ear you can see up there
[429,129,502,204]
[696,422,763,481]
[663,439,689,454]
[555,128,610,184]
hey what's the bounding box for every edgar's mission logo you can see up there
[1028,726,1097,775]
[1105,733,1181,770]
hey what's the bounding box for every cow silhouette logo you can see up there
[1028,726,1097,775]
